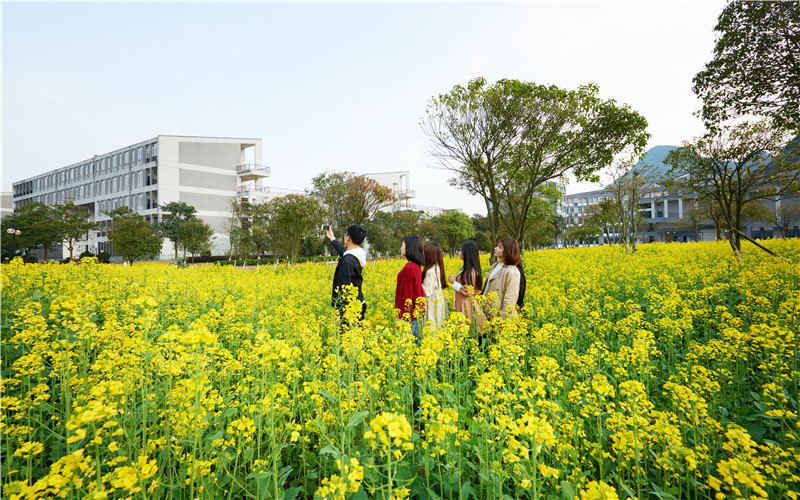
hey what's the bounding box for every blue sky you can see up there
[2,1,725,214]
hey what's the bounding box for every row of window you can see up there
[97,192,158,215]
[13,142,158,196]
[16,169,159,205]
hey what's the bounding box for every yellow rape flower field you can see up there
[2,240,799,500]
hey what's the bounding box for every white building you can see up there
[363,171,446,216]
[12,135,265,259]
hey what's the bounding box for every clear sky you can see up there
[2,1,725,215]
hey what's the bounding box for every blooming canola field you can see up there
[2,240,799,500]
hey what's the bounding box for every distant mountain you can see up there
[633,145,679,178]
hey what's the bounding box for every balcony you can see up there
[237,186,304,198]
[236,164,270,182]
[397,189,416,200]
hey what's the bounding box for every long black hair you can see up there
[403,235,424,267]
[459,241,482,290]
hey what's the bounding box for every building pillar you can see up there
[664,199,669,218]
[678,198,683,219]
[651,201,656,218]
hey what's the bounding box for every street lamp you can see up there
[6,227,21,257]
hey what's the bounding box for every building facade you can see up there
[560,187,800,245]
[12,135,264,259]
[363,171,445,216]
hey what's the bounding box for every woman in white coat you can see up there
[422,242,449,328]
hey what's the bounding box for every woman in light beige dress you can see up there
[422,242,448,328]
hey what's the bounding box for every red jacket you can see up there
[395,261,426,320]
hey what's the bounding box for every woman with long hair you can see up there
[422,242,448,329]
[482,238,521,319]
[395,235,426,342]
[447,241,484,330]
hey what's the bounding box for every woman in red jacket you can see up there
[395,235,426,343]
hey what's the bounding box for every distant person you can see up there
[326,225,367,325]
[395,235,426,342]
[447,241,484,332]
[422,242,449,329]
[482,238,521,320]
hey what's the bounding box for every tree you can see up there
[470,214,494,253]
[393,210,432,244]
[773,202,800,237]
[228,199,264,260]
[693,1,800,132]
[432,210,474,256]
[526,218,556,249]
[585,199,619,245]
[159,201,198,259]
[665,120,800,257]
[55,201,98,260]
[422,77,649,248]
[7,202,62,260]
[107,207,164,265]
[364,211,396,257]
[176,220,214,262]
[310,171,396,235]
[606,160,658,254]
[262,194,325,264]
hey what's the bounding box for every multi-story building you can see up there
[363,171,445,216]
[559,145,800,245]
[12,135,264,259]
[0,193,13,219]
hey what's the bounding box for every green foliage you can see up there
[585,199,620,245]
[310,171,396,235]
[364,211,396,257]
[5,202,62,260]
[107,206,164,265]
[158,201,198,259]
[432,210,474,256]
[176,220,214,262]
[665,120,800,257]
[54,201,98,260]
[693,0,800,132]
[422,77,649,247]
[262,194,325,264]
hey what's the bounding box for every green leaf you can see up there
[319,444,339,457]
[650,483,678,499]
[560,481,577,499]
[346,410,369,429]
[283,487,300,500]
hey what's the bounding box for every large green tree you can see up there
[7,202,62,260]
[55,202,98,260]
[432,210,474,256]
[422,77,649,248]
[107,207,164,265]
[364,211,396,257]
[309,171,396,236]
[262,194,325,264]
[665,120,800,257]
[693,1,800,132]
[159,201,198,259]
[176,220,214,262]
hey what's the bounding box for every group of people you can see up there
[325,225,526,341]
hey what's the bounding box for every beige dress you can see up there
[422,267,448,328]
[453,269,484,331]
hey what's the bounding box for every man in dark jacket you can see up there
[325,224,368,323]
